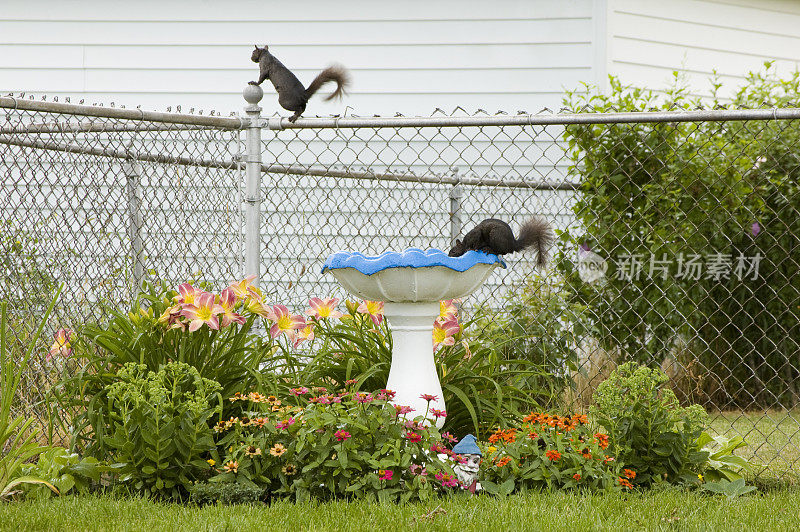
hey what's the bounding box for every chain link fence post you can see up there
[124,160,144,294]
[449,167,463,249]
[243,85,264,287]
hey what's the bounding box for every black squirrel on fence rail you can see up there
[248,45,350,123]
[448,217,554,267]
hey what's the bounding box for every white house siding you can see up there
[0,1,598,312]
[0,0,597,116]
[606,0,800,99]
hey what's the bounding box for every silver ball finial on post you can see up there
[243,84,263,109]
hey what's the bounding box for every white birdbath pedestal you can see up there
[322,248,505,428]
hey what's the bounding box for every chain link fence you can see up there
[1,95,798,481]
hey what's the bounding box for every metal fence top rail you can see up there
[4,96,800,130]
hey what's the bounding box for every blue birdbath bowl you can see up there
[322,248,505,427]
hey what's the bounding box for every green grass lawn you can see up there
[3,490,800,532]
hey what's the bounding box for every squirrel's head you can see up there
[448,239,465,257]
[251,45,268,63]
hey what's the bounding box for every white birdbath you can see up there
[322,248,505,428]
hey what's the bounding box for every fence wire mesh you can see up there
[1,97,798,481]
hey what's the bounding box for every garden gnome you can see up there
[452,434,482,493]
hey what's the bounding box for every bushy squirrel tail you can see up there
[305,65,350,101]
[516,216,555,267]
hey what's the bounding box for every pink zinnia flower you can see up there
[306,297,344,320]
[276,417,296,430]
[180,291,224,332]
[435,472,458,488]
[309,395,332,405]
[356,300,384,326]
[432,318,459,350]
[430,408,447,419]
[218,287,246,327]
[378,469,393,481]
[420,393,438,402]
[394,404,414,416]
[409,464,427,476]
[405,432,422,443]
[355,392,374,404]
[334,430,351,441]
[266,305,306,339]
[378,389,396,400]
[290,386,310,396]
[48,328,73,360]
[441,432,458,443]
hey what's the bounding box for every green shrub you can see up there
[590,362,708,486]
[103,362,222,499]
[18,448,106,499]
[211,386,458,503]
[560,67,800,408]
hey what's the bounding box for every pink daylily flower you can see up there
[438,299,458,322]
[181,291,224,332]
[48,329,73,360]
[293,323,315,348]
[432,317,460,349]
[173,283,200,306]
[218,287,246,327]
[266,305,306,339]
[228,275,257,300]
[306,297,344,320]
[357,300,384,326]
[157,303,185,330]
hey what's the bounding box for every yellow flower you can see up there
[270,443,287,457]
[487,446,497,454]
[206,459,215,467]
[698,474,704,482]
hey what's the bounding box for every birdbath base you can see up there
[383,301,444,426]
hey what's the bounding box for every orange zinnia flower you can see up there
[617,477,633,489]
[623,468,636,479]
[545,450,561,461]
[496,457,512,467]
[594,433,610,449]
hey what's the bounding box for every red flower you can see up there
[594,433,610,449]
[405,432,422,443]
[379,469,393,481]
[545,450,562,461]
[334,430,351,441]
[623,468,637,480]
[573,473,582,481]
